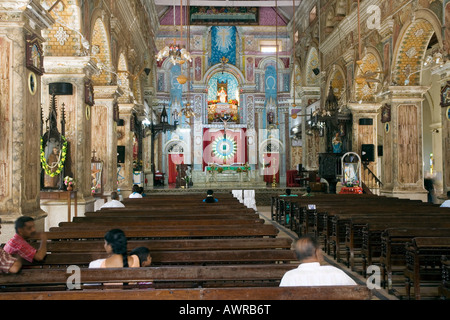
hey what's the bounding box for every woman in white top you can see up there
[128,184,143,199]
[89,229,139,269]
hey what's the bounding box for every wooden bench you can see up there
[22,249,298,268]
[440,256,450,300]
[33,225,280,241]
[379,229,450,292]
[0,285,372,300]
[0,264,299,291]
[344,214,450,272]
[404,237,450,300]
[35,238,293,253]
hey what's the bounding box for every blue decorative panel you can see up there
[210,26,237,66]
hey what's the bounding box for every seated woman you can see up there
[89,229,140,269]
[203,190,218,203]
[129,184,143,199]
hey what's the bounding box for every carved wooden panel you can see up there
[0,37,11,201]
[398,105,419,184]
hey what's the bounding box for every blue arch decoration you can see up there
[207,72,239,102]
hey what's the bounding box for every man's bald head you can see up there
[294,236,322,263]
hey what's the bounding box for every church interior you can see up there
[1,0,450,301]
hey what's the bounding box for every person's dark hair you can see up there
[132,184,140,193]
[285,189,292,196]
[110,191,119,200]
[15,216,35,233]
[306,187,312,193]
[139,187,144,195]
[294,236,319,262]
[204,190,216,203]
[104,229,129,267]
[130,247,151,267]
[207,190,214,196]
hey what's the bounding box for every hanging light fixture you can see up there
[156,0,192,66]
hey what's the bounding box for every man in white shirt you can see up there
[101,192,125,209]
[280,236,357,287]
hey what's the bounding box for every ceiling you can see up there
[153,0,301,25]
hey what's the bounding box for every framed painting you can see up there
[26,35,44,75]
[381,104,391,123]
[441,82,450,108]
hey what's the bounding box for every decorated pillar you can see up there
[117,104,136,197]
[348,103,382,189]
[381,86,429,201]
[0,0,54,242]
[40,56,98,228]
[92,86,122,196]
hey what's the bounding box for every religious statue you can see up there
[44,146,61,188]
[332,132,343,154]
[218,87,227,103]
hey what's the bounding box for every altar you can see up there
[205,164,250,183]
[208,102,239,124]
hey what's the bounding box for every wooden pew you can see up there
[344,214,450,272]
[22,249,298,268]
[379,228,450,292]
[440,256,450,300]
[0,265,299,291]
[38,238,294,253]
[404,237,450,300]
[0,285,372,300]
[34,225,280,241]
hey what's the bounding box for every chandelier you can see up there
[156,0,192,66]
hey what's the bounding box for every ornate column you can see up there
[299,87,321,171]
[0,0,54,242]
[92,86,122,196]
[381,86,429,201]
[40,56,98,228]
[348,102,382,190]
[117,104,136,197]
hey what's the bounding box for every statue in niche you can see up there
[332,132,343,154]
[43,143,61,188]
[218,87,227,103]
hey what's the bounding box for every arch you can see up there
[91,17,112,86]
[391,9,443,86]
[354,47,383,102]
[117,52,131,103]
[305,47,320,86]
[203,63,245,87]
[326,64,346,102]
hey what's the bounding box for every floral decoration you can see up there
[40,135,68,177]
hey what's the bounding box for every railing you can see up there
[362,162,383,195]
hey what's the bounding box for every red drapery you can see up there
[202,128,248,170]
[168,154,184,184]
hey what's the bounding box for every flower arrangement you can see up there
[64,176,74,187]
[208,100,219,105]
[40,135,68,177]
[346,180,360,187]
[228,99,239,106]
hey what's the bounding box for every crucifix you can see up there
[217,28,229,48]
[220,113,231,165]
